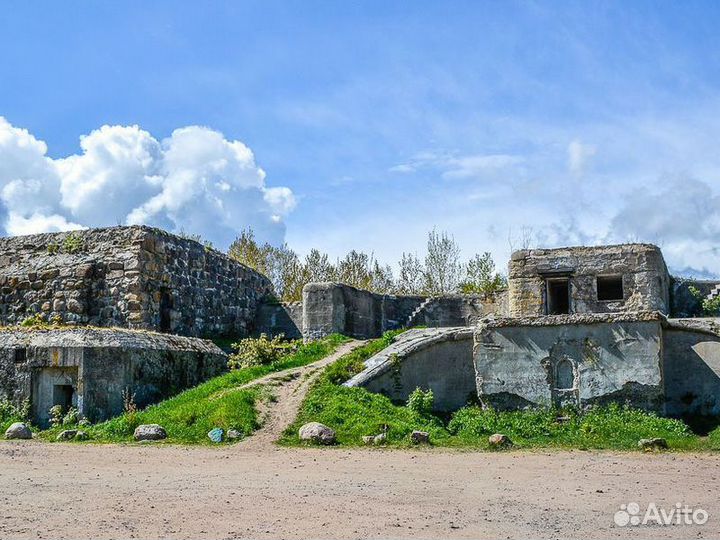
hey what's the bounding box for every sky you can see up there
[1,1,719,277]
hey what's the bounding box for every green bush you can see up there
[228,333,300,369]
[62,232,85,254]
[407,387,434,415]
[0,399,30,433]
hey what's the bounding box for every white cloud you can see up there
[0,118,295,247]
[567,139,596,176]
[389,150,523,180]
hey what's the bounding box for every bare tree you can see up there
[335,250,372,290]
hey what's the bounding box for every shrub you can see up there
[49,405,64,427]
[62,407,79,425]
[228,333,300,370]
[62,232,85,253]
[407,387,434,415]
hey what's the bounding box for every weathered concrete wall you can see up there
[253,302,303,339]
[345,328,475,411]
[671,279,720,318]
[663,318,720,417]
[0,226,273,337]
[302,282,504,340]
[0,328,227,425]
[508,244,670,317]
[474,312,665,411]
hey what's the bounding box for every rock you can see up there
[373,432,387,445]
[362,435,375,445]
[207,427,224,443]
[411,430,430,444]
[226,429,242,440]
[56,429,78,441]
[638,438,668,450]
[298,422,336,445]
[133,424,167,441]
[78,419,91,427]
[488,433,513,448]
[4,422,32,440]
[75,431,89,441]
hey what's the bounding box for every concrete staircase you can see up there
[404,297,435,328]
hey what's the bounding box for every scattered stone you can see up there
[411,430,430,444]
[226,429,242,440]
[4,422,32,440]
[298,422,336,445]
[56,429,78,441]
[488,433,513,448]
[134,424,167,441]
[362,435,375,445]
[208,427,224,443]
[638,438,668,451]
[75,430,89,441]
[373,432,387,445]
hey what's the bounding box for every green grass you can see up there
[280,332,720,451]
[37,333,349,444]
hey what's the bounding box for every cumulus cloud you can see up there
[567,139,596,176]
[0,118,295,247]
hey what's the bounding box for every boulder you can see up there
[4,422,32,440]
[207,428,224,443]
[638,438,668,451]
[411,430,430,444]
[298,422,336,445]
[488,433,513,449]
[226,429,243,440]
[56,429,78,441]
[133,424,167,441]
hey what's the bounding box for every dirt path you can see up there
[238,339,365,448]
[1,442,719,539]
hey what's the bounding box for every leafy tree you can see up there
[460,252,508,295]
[396,252,425,295]
[336,250,373,290]
[304,249,335,283]
[423,229,463,295]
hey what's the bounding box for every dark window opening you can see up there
[597,276,624,301]
[159,290,173,333]
[13,348,26,363]
[546,279,570,315]
[52,384,74,410]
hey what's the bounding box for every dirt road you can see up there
[1,442,719,539]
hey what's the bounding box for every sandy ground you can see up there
[2,343,720,539]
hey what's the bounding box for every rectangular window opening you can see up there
[546,279,570,315]
[597,276,624,301]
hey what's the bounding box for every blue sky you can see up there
[1,1,719,276]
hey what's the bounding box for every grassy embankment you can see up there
[3,334,349,444]
[281,331,720,451]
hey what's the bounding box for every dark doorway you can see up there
[52,384,74,410]
[160,290,173,333]
[546,279,570,315]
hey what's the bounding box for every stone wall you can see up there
[663,318,720,417]
[301,282,504,340]
[344,327,475,411]
[0,328,227,425]
[253,302,303,339]
[0,226,273,337]
[474,312,666,411]
[508,244,670,317]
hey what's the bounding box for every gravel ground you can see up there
[1,442,719,539]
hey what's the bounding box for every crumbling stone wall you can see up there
[0,328,227,425]
[508,244,670,317]
[0,226,273,337]
[474,312,666,412]
[253,302,303,339]
[301,282,504,340]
